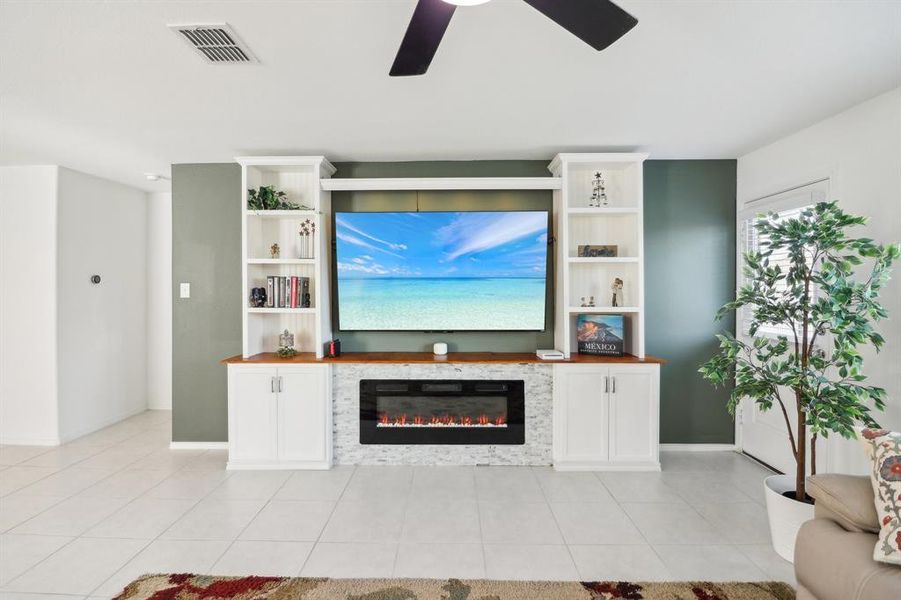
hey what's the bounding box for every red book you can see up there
[290,276,298,308]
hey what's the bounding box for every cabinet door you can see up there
[228,367,278,461]
[277,366,330,464]
[608,365,659,464]
[554,365,609,464]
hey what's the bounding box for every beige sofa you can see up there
[794,474,901,600]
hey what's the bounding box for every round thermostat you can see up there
[90,275,101,284]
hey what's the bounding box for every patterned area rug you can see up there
[114,574,795,599]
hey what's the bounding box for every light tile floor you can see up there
[0,411,795,599]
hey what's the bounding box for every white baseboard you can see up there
[1,405,152,446]
[58,404,149,444]
[659,443,738,452]
[227,460,331,470]
[169,441,228,450]
[0,435,61,446]
[554,463,662,472]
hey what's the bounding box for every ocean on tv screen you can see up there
[335,211,549,331]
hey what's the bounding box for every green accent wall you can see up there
[171,164,242,442]
[171,159,737,443]
[331,161,554,352]
[644,160,737,444]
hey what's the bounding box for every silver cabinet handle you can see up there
[271,376,276,393]
[612,376,616,394]
[604,376,609,393]
[278,376,284,393]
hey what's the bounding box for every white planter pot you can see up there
[764,474,815,563]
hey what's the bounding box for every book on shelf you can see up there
[257,276,312,310]
[290,276,298,308]
[301,276,311,308]
[576,314,625,357]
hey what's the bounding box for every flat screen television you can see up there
[335,210,549,331]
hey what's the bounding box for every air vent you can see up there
[169,23,257,64]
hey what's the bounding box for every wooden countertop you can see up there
[222,351,666,365]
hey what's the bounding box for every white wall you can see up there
[147,192,172,410]
[0,166,61,444]
[56,168,149,441]
[738,86,901,474]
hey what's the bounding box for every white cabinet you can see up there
[229,367,278,462]
[277,366,330,464]
[554,365,610,464]
[227,363,332,470]
[553,363,659,471]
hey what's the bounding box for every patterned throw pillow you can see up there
[862,428,901,565]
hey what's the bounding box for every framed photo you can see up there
[577,244,618,258]
[576,314,624,356]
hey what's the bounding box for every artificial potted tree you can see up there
[700,201,898,562]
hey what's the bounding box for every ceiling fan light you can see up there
[442,0,492,5]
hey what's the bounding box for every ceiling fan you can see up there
[390,0,638,77]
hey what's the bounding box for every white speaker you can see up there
[433,342,448,355]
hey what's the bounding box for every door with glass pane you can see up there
[737,179,829,473]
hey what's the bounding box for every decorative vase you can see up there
[763,474,815,562]
[299,234,314,259]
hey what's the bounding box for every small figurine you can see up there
[277,328,297,358]
[588,295,596,307]
[611,278,624,307]
[249,287,267,308]
[270,243,280,259]
[580,296,587,307]
[590,171,608,207]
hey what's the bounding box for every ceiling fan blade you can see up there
[390,0,457,77]
[521,0,637,51]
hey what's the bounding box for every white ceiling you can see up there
[1,0,900,192]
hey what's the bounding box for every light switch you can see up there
[180,283,191,298]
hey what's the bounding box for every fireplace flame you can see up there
[375,412,508,428]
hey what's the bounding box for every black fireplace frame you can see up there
[359,379,525,445]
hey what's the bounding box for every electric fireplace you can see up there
[359,379,525,445]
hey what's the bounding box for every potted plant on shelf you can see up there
[699,201,898,562]
[247,185,309,211]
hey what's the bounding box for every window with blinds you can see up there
[739,205,814,338]
[737,179,828,340]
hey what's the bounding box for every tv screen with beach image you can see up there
[335,211,549,331]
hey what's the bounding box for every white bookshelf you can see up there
[549,153,649,358]
[237,156,336,358]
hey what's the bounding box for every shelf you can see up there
[224,351,665,365]
[568,207,639,215]
[568,306,640,314]
[567,257,640,264]
[321,177,562,192]
[246,258,316,265]
[247,307,317,314]
[245,210,318,218]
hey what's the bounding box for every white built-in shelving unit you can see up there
[549,153,649,358]
[227,153,658,472]
[237,156,336,358]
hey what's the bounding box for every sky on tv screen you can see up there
[335,211,549,331]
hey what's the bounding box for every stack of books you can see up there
[266,276,311,309]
